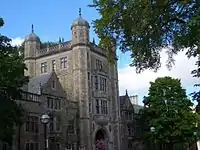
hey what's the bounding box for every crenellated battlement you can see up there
[36,41,72,57]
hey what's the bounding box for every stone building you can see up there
[119,90,144,150]
[22,8,121,150]
[11,70,79,150]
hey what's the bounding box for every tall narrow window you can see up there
[25,142,39,150]
[52,60,56,70]
[101,100,108,114]
[56,116,61,131]
[68,120,74,134]
[102,100,108,114]
[100,77,107,92]
[60,57,67,69]
[88,72,90,81]
[54,98,61,110]
[25,116,39,133]
[52,80,56,89]
[2,143,8,150]
[96,99,100,114]
[41,62,47,73]
[49,116,54,132]
[56,143,60,150]
[96,59,103,70]
[47,97,54,109]
[89,102,91,113]
[95,76,98,90]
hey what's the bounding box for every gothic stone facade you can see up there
[119,92,144,150]
[23,11,120,150]
[11,71,79,150]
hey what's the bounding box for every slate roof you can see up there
[25,32,40,42]
[22,73,51,94]
[119,95,143,114]
[119,95,127,105]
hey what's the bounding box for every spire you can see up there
[31,24,34,33]
[125,89,128,96]
[59,37,61,43]
[79,8,82,17]
[92,38,95,44]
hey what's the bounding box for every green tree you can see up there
[0,18,28,145]
[140,76,199,149]
[90,0,200,72]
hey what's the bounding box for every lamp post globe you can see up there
[41,114,50,150]
[150,126,155,133]
[194,131,197,136]
[41,114,50,124]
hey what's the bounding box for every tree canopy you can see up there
[90,0,200,73]
[140,76,200,148]
[0,18,28,144]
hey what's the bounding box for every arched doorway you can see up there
[95,129,108,150]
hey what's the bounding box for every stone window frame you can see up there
[95,99,108,115]
[47,97,61,110]
[67,119,75,134]
[60,57,67,69]
[24,114,39,133]
[95,59,103,70]
[94,75,98,90]
[24,141,40,150]
[52,59,56,70]
[40,62,47,74]
[99,77,107,92]
[0,142,9,150]
[55,115,61,132]
[52,80,56,89]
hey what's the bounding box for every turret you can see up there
[71,8,90,45]
[71,9,91,149]
[24,24,40,77]
[24,24,40,59]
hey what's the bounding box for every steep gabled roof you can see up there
[119,95,128,105]
[22,73,51,94]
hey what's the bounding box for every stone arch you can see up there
[93,127,111,143]
[93,127,111,150]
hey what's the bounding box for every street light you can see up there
[150,127,155,150]
[194,131,197,136]
[150,126,155,133]
[41,114,50,150]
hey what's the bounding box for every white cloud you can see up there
[10,37,24,46]
[118,49,198,100]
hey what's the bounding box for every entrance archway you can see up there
[95,129,108,150]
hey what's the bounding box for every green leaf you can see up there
[140,76,200,144]
[0,18,28,144]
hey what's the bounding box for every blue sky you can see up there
[0,0,198,105]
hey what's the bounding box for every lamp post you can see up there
[41,114,50,150]
[193,132,197,150]
[150,127,155,150]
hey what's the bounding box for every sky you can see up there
[0,0,199,105]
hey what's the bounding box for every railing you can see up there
[20,91,40,102]
[36,41,72,57]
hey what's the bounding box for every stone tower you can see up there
[23,9,121,150]
[24,25,40,77]
[71,8,91,149]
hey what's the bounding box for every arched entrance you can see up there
[95,129,108,150]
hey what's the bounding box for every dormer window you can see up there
[52,80,56,89]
